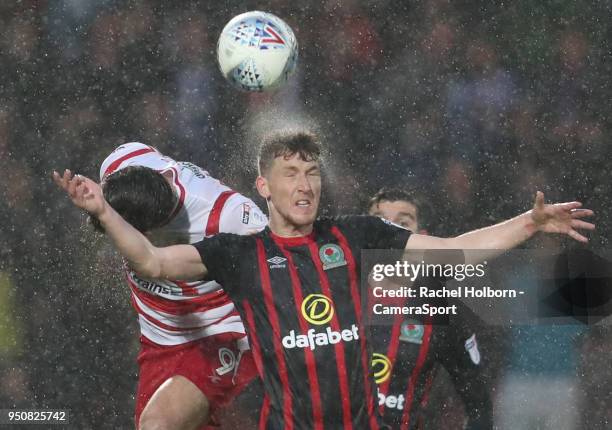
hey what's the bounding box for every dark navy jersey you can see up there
[370,293,492,430]
[195,215,411,430]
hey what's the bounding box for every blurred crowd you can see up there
[0,0,610,428]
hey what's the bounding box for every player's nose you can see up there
[296,173,313,193]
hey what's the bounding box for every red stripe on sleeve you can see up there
[306,240,354,430]
[256,238,294,430]
[103,147,156,178]
[331,226,380,430]
[400,324,433,430]
[277,244,324,429]
[205,190,236,236]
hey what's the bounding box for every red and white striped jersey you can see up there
[100,142,268,346]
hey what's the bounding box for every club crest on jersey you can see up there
[464,334,481,365]
[241,203,251,224]
[267,256,287,269]
[399,319,424,344]
[319,244,347,270]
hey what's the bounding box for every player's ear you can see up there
[256,175,271,200]
[161,170,174,183]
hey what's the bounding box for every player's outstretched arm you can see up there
[405,191,594,263]
[52,169,208,281]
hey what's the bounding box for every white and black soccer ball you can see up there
[217,11,298,92]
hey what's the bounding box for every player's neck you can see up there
[269,218,313,238]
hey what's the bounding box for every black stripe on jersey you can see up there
[400,323,432,429]
[268,234,346,428]
[303,226,380,429]
[372,307,435,429]
[304,239,354,428]
[241,300,271,429]
[278,244,324,429]
[235,227,383,429]
[331,226,380,430]
[255,237,295,429]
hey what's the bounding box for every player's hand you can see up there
[52,169,107,217]
[531,191,595,242]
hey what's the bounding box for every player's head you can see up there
[368,187,426,234]
[99,142,176,181]
[256,130,322,234]
[91,166,177,233]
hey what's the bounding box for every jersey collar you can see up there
[269,228,316,247]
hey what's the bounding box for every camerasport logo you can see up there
[301,293,334,325]
[282,294,359,351]
[371,353,392,384]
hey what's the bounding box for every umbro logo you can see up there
[267,256,287,269]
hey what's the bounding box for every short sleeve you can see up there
[365,216,412,249]
[218,194,268,235]
[436,301,486,381]
[193,233,248,296]
[435,306,493,427]
[337,215,411,250]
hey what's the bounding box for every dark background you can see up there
[0,1,610,428]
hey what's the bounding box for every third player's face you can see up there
[266,154,321,233]
[369,200,419,232]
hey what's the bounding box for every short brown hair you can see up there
[258,130,321,175]
[368,187,421,215]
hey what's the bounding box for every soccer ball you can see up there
[217,11,298,92]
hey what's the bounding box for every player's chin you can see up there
[289,210,317,227]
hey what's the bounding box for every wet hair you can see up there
[257,130,321,176]
[368,187,423,220]
[90,166,177,233]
